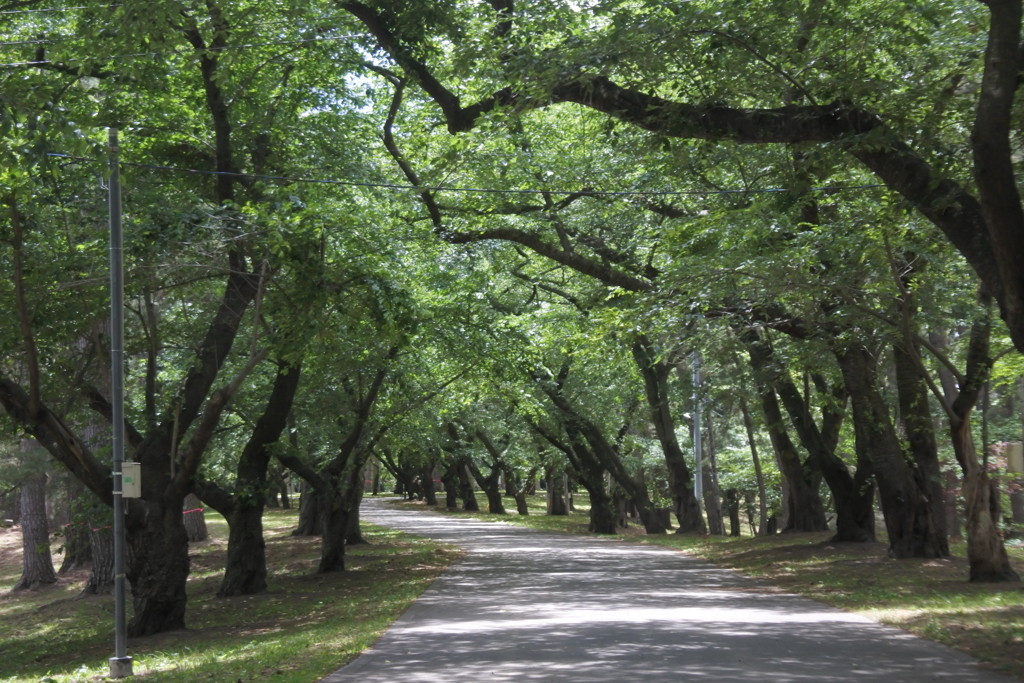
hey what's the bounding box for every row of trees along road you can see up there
[2,0,1024,636]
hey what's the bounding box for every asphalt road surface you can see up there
[321,498,1016,683]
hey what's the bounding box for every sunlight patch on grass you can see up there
[0,508,457,683]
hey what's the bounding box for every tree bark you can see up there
[468,460,506,514]
[739,397,769,535]
[456,460,480,511]
[534,366,668,534]
[13,473,56,590]
[725,488,742,537]
[182,493,208,542]
[837,346,943,558]
[212,362,300,596]
[947,307,1020,581]
[293,482,322,536]
[59,521,91,574]
[703,411,726,535]
[81,526,114,595]
[546,466,569,515]
[760,388,828,532]
[420,463,438,505]
[894,343,949,555]
[442,461,460,508]
[632,339,703,532]
[345,485,366,545]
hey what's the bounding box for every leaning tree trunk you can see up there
[456,461,480,511]
[761,390,828,532]
[570,460,616,534]
[632,340,704,532]
[739,397,769,536]
[469,463,505,514]
[182,493,208,542]
[838,346,944,558]
[218,362,301,597]
[13,473,57,590]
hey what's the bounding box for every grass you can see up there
[0,507,458,683]
[392,490,1024,680]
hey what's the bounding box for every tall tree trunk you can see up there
[81,526,115,596]
[456,460,480,511]
[182,493,208,542]
[14,473,56,590]
[420,464,438,506]
[838,346,943,558]
[293,482,322,536]
[546,467,568,515]
[945,469,964,539]
[943,305,1020,581]
[703,412,726,535]
[468,461,505,514]
[739,397,769,535]
[59,520,91,574]
[953,420,1020,580]
[725,488,742,537]
[632,340,703,531]
[278,477,291,509]
[579,468,617,534]
[744,333,828,532]
[442,462,460,509]
[318,489,347,573]
[745,331,876,540]
[58,475,89,574]
[215,363,300,595]
[760,389,828,532]
[894,343,949,555]
[345,485,366,545]
[124,490,190,636]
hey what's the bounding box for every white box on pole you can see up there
[122,462,141,498]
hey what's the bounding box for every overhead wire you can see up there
[45,153,887,198]
[0,10,367,48]
[0,32,364,67]
[0,4,98,14]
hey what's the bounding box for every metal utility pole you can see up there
[692,352,703,504]
[108,128,133,679]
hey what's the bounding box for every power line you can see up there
[45,152,888,198]
[0,4,97,14]
[0,32,362,67]
[1,12,361,47]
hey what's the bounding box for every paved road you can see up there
[321,498,1016,683]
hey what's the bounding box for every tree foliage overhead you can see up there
[2,0,1023,636]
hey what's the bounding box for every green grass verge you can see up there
[0,508,458,683]
[392,491,1024,680]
